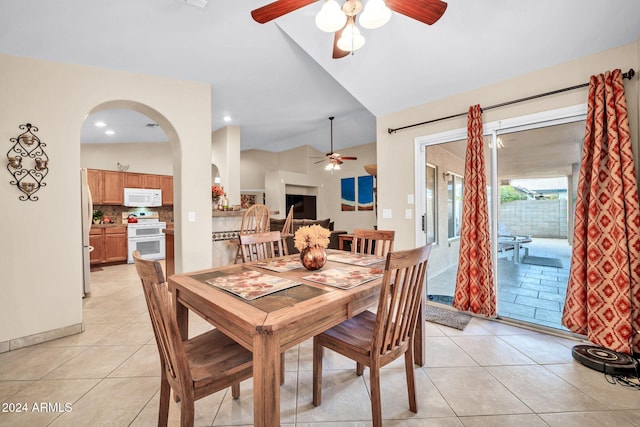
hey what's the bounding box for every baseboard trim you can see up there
[0,323,84,353]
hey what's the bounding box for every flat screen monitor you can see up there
[285,194,316,220]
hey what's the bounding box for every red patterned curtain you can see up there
[562,69,640,355]
[452,105,496,317]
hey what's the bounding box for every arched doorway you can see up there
[80,101,179,293]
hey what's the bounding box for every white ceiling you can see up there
[1,0,639,153]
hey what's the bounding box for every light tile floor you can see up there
[1,263,639,426]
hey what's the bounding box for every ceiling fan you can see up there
[251,0,448,59]
[314,116,357,170]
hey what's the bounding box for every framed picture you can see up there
[241,194,256,208]
[341,177,355,211]
[358,175,374,211]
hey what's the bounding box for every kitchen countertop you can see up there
[91,223,127,228]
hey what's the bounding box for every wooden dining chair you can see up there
[234,203,271,263]
[351,228,395,257]
[237,231,288,383]
[132,251,253,427]
[312,244,432,427]
[239,230,288,262]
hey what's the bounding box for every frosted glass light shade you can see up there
[337,21,365,52]
[315,0,347,32]
[359,0,391,29]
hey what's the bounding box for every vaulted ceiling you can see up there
[1,0,639,153]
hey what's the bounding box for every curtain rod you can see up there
[387,68,636,134]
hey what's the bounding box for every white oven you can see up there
[127,222,166,263]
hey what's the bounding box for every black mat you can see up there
[521,255,563,268]
[428,294,454,305]
[425,305,471,330]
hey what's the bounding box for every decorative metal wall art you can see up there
[6,123,49,201]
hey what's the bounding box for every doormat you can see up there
[425,305,471,331]
[521,255,563,268]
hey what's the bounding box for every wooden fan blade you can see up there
[314,159,327,164]
[332,25,350,59]
[385,0,448,25]
[340,156,358,160]
[336,159,344,165]
[251,0,318,24]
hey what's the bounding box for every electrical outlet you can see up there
[188,211,196,222]
[405,209,412,219]
[382,209,392,219]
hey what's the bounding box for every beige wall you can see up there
[240,149,278,190]
[81,142,173,175]
[212,126,241,206]
[0,54,212,345]
[377,41,640,250]
[245,143,377,232]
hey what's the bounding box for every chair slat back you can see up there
[240,204,270,234]
[239,231,287,262]
[133,251,191,395]
[373,244,432,357]
[352,229,395,257]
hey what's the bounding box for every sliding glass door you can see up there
[495,122,583,330]
[418,106,586,331]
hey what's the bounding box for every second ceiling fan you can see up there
[314,116,357,170]
[251,0,448,59]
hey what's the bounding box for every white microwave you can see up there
[124,188,162,207]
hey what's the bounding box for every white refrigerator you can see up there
[81,168,93,296]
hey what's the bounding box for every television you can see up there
[285,194,317,220]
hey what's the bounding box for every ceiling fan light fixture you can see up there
[337,18,365,52]
[359,0,391,29]
[315,0,347,33]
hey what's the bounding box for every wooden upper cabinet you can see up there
[143,174,161,189]
[87,169,103,204]
[102,171,124,205]
[161,175,173,205]
[124,173,143,188]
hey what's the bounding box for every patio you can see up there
[428,238,572,332]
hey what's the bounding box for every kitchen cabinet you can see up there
[124,173,143,188]
[102,171,124,205]
[161,175,173,205]
[90,226,128,264]
[143,174,161,189]
[89,228,104,264]
[87,169,103,204]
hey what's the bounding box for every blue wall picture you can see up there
[358,175,374,211]
[341,177,355,211]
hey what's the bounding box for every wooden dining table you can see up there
[168,249,425,427]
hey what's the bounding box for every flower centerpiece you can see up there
[294,224,330,270]
[211,184,224,203]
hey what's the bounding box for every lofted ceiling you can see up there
[1,0,639,153]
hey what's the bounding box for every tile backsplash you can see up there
[93,205,174,224]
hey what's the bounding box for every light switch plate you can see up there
[188,211,196,222]
[382,209,392,219]
[407,194,414,204]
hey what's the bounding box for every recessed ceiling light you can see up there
[223,116,231,122]
[94,121,106,127]
[105,130,115,135]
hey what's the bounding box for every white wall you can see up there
[0,54,212,346]
[377,41,640,250]
[81,142,172,175]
